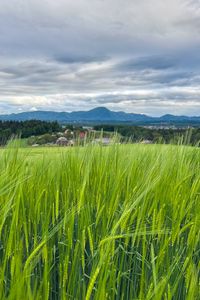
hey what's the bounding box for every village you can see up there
[29,126,118,147]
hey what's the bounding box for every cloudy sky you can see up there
[0,0,200,116]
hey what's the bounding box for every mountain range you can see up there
[0,107,200,125]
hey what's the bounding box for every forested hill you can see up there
[0,120,61,143]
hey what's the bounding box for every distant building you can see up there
[82,126,94,131]
[56,137,68,146]
[68,140,75,147]
[93,138,112,146]
[140,140,153,144]
[64,129,73,135]
[79,132,86,139]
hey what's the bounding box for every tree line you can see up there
[0,120,61,145]
[94,125,200,145]
[1,120,200,146]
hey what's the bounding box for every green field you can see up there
[0,144,199,299]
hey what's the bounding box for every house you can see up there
[79,132,86,139]
[56,137,68,146]
[93,137,112,146]
[82,126,94,131]
[64,129,73,135]
[140,140,153,144]
[68,140,75,147]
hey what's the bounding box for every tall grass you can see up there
[0,143,199,299]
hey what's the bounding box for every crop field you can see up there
[0,143,199,299]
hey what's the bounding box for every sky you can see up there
[0,0,200,116]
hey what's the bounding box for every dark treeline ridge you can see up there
[1,120,200,146]
[0,120,61,144]
[94,125,200,144]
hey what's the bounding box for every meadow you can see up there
[0,143,199,299]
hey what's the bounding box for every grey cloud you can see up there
[118,56,176,72]
[54,54,110,64]
[0,0,200,115]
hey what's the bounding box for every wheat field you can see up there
[0,143,199,299]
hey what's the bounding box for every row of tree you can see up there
[0,120,61,145]
[1,120,200,146]
[94,125,200,145]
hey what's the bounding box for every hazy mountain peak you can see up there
[89,107,110,112]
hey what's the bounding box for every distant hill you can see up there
[0,107,200,125]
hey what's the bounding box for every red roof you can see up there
[79,132,86,138]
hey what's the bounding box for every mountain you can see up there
[0,107,200,125]
[159,114,200,122]
[0,111,70,122]
[0,107,153,123]
[69,107,153,122]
